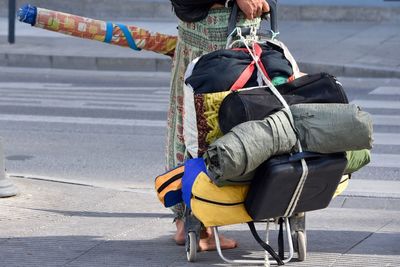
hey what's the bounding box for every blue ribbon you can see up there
[103,22,141,51]
[104,21,113,44]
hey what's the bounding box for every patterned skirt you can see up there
[166,7,260,169]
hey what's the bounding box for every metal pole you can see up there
[8,0,16,44]
[0,138,18,197]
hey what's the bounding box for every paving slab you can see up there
[1,177,399,267]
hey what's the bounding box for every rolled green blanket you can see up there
[345,149,371,174]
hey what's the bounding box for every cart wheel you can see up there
[296,231,307,261]
[186,232,198,262]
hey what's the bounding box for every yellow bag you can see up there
[333,174,350,198]
[190,172,252,227]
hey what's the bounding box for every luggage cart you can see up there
[185,209,307,265]
[184,0,309,265]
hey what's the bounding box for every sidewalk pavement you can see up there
[1,0,400,21]
[1,18,400,78]
[1,176,399,267]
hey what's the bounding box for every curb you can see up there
[298,62,400,79]
[2,52,400,78]
[278,5,400,23]
[0,53,172,72]
[10,174,400,212]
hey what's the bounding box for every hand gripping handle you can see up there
[227,0,278,38]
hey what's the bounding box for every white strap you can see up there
[238,34,309,217]
[266,39,302,79]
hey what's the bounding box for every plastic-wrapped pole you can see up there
[17,4,177,57]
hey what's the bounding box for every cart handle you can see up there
[227,0,278,38]
[265,0,278,34]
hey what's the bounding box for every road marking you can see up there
[351,100,400,109]
[0,82,169,91]
[344,179,400,198]
[0,82,72,89]
[0,99,41,104]
[369,153,400,168]
[372,114,400,126]
[0,100,168,111]
[0,88,169,97]
[153,90,170,95]
[369,87,400,95]
[0,93,169,103]
[0,114,166,127]
[373,133,400,145]
[0,87,170,93]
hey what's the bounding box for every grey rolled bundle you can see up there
[291,104,373,153]
[206,103,373,186]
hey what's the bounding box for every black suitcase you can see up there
[245,152,347,220]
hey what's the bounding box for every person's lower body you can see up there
[165,7,260,251]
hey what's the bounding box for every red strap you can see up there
[230,43,271,91]
[230,62,255,91]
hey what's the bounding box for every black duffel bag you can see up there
[218,72,349,133]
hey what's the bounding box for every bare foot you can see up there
[199,227,238,251]
[174,219,185,245]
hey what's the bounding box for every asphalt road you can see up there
[0,67,399,191]
[0,67,170,190]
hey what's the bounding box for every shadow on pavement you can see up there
[1,228,399,266]
[26,208,174,219]
[222,229,400,256]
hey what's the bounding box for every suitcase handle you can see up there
[289,152,346,162]
[289,152,324,162]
